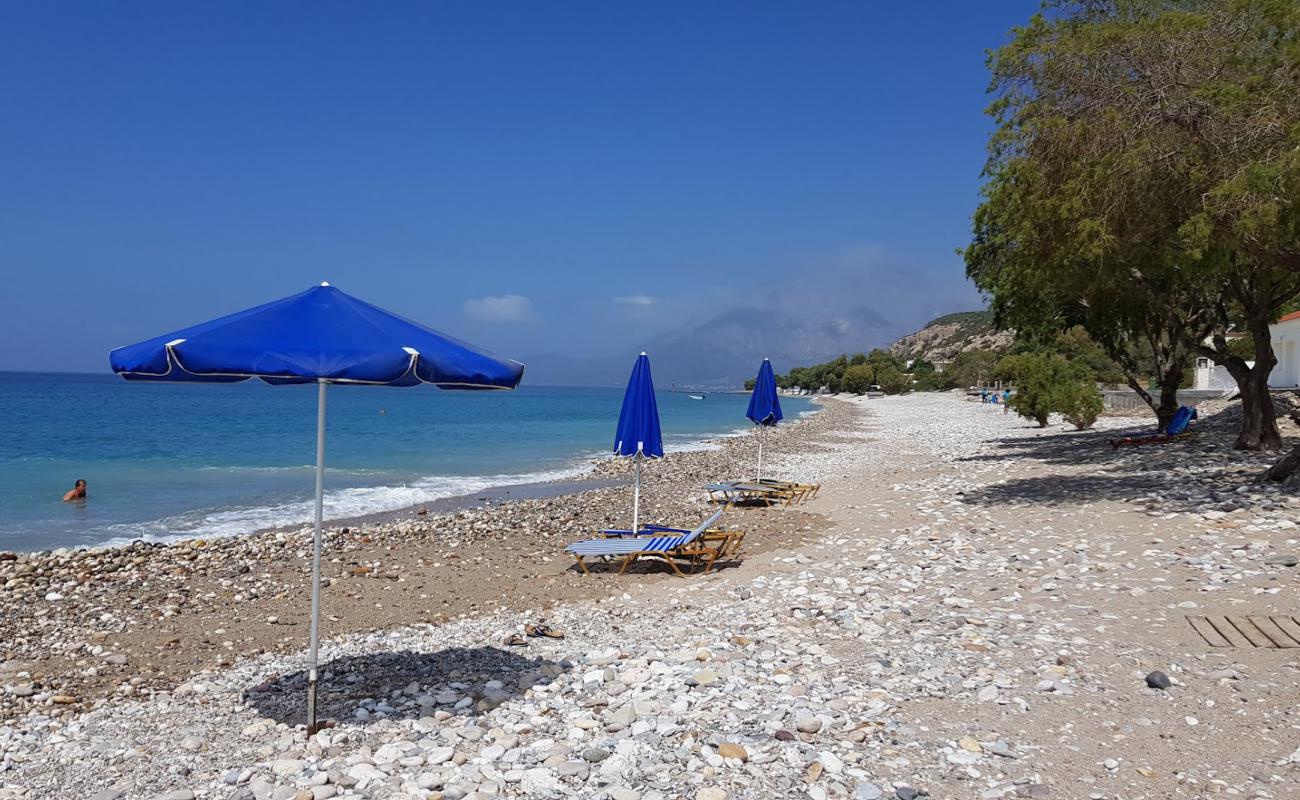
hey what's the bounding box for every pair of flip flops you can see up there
[502,623,565,646]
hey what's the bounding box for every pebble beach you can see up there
[4,393,1300,799]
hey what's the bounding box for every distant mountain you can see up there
[523,306,900,387]
[887,310,1013,364]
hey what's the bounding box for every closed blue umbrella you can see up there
[613,353,663,535]
[110,282,524,731]
[746,358,783,479]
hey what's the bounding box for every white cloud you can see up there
[614,294,656,307]
[462,294,533,323]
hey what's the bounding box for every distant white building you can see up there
[1193,312,1300,390]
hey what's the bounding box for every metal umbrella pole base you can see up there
[307,673,318,734]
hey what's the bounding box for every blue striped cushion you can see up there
[566,536,684,556]
[565,509,724,557]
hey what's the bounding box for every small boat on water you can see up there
[688,394,706,400]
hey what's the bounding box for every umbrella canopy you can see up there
[111,282,523,388]
[613,353,662,536]
[746,359,783,480]
[613,353,663,458]
[109,282,523,732]
[746,358,783,426]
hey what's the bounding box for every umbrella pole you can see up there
[307,379,327,734]
[633,453,642,535]
[756,426,764,482]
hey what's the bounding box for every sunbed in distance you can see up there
[705,481,798,507]
[1109,406,1198,449]
[756,478,821,502]
[566,509,739,576]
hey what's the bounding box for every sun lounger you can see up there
[706,482,789,506]
[756,478,821,502]
[598,523,692,537]
[566,509,736,576]
[705,481,799,507]
[1109,406,1198,449]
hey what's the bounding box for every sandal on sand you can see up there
[525,623,565,639]
[502,633,527,647]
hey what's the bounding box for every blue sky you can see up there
[0,1,1040,373]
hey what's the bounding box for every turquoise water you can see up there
[0,372,811,552]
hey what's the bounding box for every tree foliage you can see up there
[944,350,1002,390]
[999,351,1101,429]
[779,349,916,395]
[967,0,1300,448]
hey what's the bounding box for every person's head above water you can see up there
[75,479,86,488]
[63,479,87,502]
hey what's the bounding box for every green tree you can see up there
[969,0,1300,450]
[1055,380,1105,431]
[946,349,1002,390]
[877,365,913,395]
[912,369,955,392]
[1052,327,1126,386]
[841,364,874,394]
[1227,335,1257,362]
[999,351,1097,428]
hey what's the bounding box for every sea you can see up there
[0,372,812,553]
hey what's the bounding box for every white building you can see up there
[1193,312,1300,390]
[1271,311,1300,388]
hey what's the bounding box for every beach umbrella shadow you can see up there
[242,646,565,727]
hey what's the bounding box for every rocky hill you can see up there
[526,305,898,387]
[888,310,1013,363]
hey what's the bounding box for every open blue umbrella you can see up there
[613,353,663,534]
[110,282,524,731]
[746,358,783,480]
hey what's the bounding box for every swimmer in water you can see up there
[63,479,87,502]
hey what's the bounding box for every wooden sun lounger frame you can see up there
[756,478,821,502]
[570,514,745,577]
[706,482,794,507]
[587,528,745,577]
[706,480,818,507]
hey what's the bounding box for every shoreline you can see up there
[0,398,842,725]
[5,407,816,558]
[260,475,621,538]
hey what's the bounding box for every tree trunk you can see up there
[1235,366,1282,450]
[1155,372,1181,433]
[1264,444,1300,482]
[1237,309,1283,451]
[1198,306,1282,451]
[1125,368,1181,432]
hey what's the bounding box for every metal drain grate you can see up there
[1188,615,1300,648]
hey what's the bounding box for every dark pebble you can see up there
[1145,670,1171,690]
[896,789,918,800]
[774,729,795,741]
